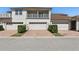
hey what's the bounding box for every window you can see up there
[15,10,22,15]
[27,10,37,18]
[39,11,49,18]
[19,10,22,15]
[39,11,43,18]
[15,10,18,15]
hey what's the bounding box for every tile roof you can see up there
[11,7,52,10]
[0,18,12,23]
[72,15,79,19]
[51,14,71,21]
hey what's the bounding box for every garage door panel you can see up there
[53,20,69,30]
[29,22,47,30]
[57,24,69,30]
[6,24,18,30]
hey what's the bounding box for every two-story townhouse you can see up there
[7,7,52,30]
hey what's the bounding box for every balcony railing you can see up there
[27,14,49,19]
[0,13,11,18]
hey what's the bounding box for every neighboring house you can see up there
[71,16,79,31]
[0,7,79,31]
[0,13,12,30]
[51,14,71,30]
[51,14,79,31]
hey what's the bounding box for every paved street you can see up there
[0,37,79,51]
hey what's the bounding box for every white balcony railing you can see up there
[0,13,11,18]
[27,14,49,19]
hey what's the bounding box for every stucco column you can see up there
[23,10,26,24]
[25,10,29,30]
[37,10,39,18]
[76,19,78,31]
[49,9,52,25]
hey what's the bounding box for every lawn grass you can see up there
[53,33,63,36]
[11,33,25,37]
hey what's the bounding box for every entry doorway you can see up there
[70,20,76,30]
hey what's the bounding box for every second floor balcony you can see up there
[0,13,11,18]
[27,10,49,19]
[27,14,49,19]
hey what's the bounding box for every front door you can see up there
[70,20,76,30]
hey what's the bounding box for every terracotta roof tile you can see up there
[51,14,71,21]
[72,16,79,19]
[0,18,12,23]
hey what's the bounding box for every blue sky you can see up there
[52,7,79,16]
[0,7,79,16]
[0,7,10,13]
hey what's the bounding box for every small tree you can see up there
[18,25,26,33]
[0,25,4,31]
[48,25,58,33]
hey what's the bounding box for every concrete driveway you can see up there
[23,30,53,37]
[59,30,79,36]
[0,30,17,37]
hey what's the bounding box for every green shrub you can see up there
[0,25,4,31]
[18,25,26,33]
[48,25,58,33]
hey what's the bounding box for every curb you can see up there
[0,36,79,39]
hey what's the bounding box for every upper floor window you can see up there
[19,10,22,15]
[15,10,22,15]
[15,10,18,15]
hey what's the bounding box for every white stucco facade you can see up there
[11,8,51,30]
[76,20,79,31]
[12,10,26,24]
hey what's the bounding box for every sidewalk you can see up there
[0,36,79,39]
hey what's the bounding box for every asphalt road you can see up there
[0,37,79,51]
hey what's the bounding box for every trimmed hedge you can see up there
[18,25,26,33]
[0,25,4,31]
[48,25,58,33]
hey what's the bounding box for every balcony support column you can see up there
[37,11,39,18]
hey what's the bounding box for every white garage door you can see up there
[6,22,23,30]
[57,24,69,30]
[29,22,47,30]
[53,20,69,30]
[6,24,18,30]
